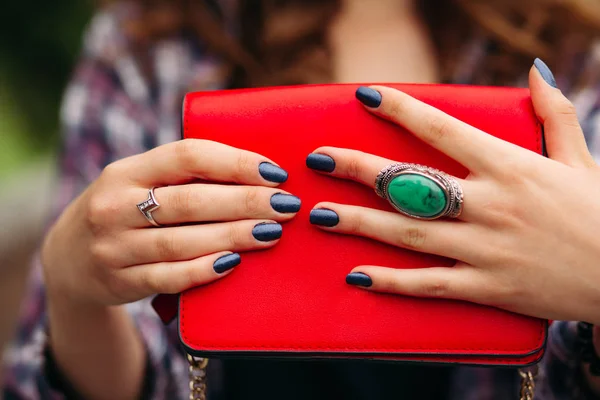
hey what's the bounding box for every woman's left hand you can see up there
[308,60,600,324]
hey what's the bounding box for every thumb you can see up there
[529,58,595,167]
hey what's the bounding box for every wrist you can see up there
[41,220,98,309]
[45,296,146,400]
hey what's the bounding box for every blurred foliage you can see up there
[0,0,93,175]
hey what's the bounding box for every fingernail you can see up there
[306,153,336,173]
[270,193,301,213]
[309,208,339,227]
[534,58,558,88]
[252,222,283,242]
[356,86,382,108]
[259,162,288,183]
[213,253,241,274]
[346,272,373,287]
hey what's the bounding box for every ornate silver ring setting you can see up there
[137,187,162,227]
[374,163,463,220]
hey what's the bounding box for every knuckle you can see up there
[482,198,521,226]
[422,277,450,298]
[503,202,528,227]
[89,241,112,267]
[182,265,201,290]
[102,161,122,178]
[379,276,401,293]
[227,223,246,248]
[345,157,362,181]
[140,268,163,294]
[234,153,253,181]
[103,270,134,301]
[243,188,263,217]
[171,187,195,213]
[426,117,452,145]
[155,232,180,260]
[347,211,365,235]
[86,194,118,229]
[557,100,578,118]
[493,157,528,183]
[174,140,199,166]
[556,101,581,128]
[385,97,405,120]
[163,265,186,294]
[396,227,427,250]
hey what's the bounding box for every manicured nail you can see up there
[213,253,241,274]
[534,58,557,88]
[356,86,382,108]
[270,193,301,213]
[259,162,288,183]
[346,272,373,287]
[309,208,339,227]
[252,222,283,242]
[306,153,336,173]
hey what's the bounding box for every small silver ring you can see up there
[374,163,463,220]
[137,187,162,227]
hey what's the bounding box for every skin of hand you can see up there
[41,140,299,400]
[42,140,299,306]
[308,62,600,325]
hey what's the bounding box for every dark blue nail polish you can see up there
[356,86,382,108]
[346,272,372,287]
[259,162,288,183]
[213,253,241,274]
[534,58,558,88]
[309,208,339,227]
[306,153,336,173]
[270,193,301,213]
[252,222,283,242]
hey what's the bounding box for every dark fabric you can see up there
[209,359,452,400]
[43,345,155,400]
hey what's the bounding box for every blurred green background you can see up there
[0,1,93,180]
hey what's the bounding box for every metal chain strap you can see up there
[189,353,536,399]
[519,367,537,400]
[187,354,209,400]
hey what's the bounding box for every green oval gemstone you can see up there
[387,173,447,218]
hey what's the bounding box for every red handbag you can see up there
[153,83,546,396]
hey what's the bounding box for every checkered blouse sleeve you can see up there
[1,9,189,400]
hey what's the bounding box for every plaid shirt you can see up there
[4,2,600,399]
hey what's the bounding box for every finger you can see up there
[355,85,516,172]
[309,202,476,261]
[306,151,479,222]
[118,220,283,266]
[128,184,301,227]
[345,263,490,303]
[117,251,241,299]
[529,58,595,168]
[306,147,394,187]
[307,146,472,190]
[117,139,288,187]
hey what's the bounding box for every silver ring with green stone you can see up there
[375,163,463,220]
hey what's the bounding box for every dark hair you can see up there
[107,0,600,87]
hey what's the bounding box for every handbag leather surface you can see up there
[154,83,548,367]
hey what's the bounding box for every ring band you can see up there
[137,187,162,227]
[374,163,463,220]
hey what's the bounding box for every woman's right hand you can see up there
[41,139,300,307]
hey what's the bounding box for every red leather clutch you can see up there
[155,83,547,367]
